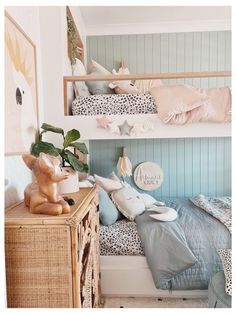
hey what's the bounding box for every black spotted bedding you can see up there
[72,93,157,116]
[100,219,144,256]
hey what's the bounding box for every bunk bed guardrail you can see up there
[63,71,231,115]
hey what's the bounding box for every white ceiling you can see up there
[78,6,231,35]
[80,6,231,25]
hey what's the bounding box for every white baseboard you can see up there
[100,256,208,298]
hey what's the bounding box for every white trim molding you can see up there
[86,19,231,36]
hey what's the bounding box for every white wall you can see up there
[5,6,44,208]
[39,6,88,147]
[5,6,88,207]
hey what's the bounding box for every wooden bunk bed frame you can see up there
[63,71,231,116]
[63,70,231,139]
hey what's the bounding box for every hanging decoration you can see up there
[134,162,164,191]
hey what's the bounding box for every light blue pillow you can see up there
[99,187,122,226]
[86,68,115,95]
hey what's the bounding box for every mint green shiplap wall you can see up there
[87,31,231,197]
[89,138,231,198]
[87,31,231,87]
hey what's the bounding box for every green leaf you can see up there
[64,150,88,172]
[41,123,64,135]
[63,129,80,148]
[70,142,88,154]
[31,141,60,157]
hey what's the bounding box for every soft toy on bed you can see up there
[109,64,139,94]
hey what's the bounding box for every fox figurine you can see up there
[22,152,71,215]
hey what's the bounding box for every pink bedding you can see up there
[150,85,231,124]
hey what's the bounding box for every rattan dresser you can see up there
[5,186,100,308]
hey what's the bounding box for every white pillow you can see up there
[94,174,122,193]
[72,58,90,97]
[108,171,121,182]
[140,194,165,208]
[147,205,178,221]
[218,249,232,296]
[140,193,157,207]
[111,186,146,220]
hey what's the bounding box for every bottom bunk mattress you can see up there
[100,198,231,291]
[100,219,144,256]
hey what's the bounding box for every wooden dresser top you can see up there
[5,186,98,226]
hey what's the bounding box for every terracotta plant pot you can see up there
[58,167,80,194]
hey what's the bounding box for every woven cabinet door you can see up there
[5,226,73,308]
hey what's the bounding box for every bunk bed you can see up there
[63,70,231,140]
[64,16,231,297]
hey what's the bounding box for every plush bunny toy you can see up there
[22,152,71,215]
[109,66,139,94]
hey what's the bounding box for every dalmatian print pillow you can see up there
[72,93,157,116]
[218,249,232,296]
[100,219,144,256]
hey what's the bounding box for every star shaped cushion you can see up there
[118,120,133,136]
[96,116,112,129]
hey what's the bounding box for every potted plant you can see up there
[31,123,89,194]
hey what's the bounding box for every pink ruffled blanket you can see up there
[150,85,231,124]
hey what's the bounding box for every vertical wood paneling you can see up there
[209,32,218,88]
[225,31,231,86]
[184,138,193,197]
[193,32,201,88]
[200,138,209,194]
[168,138,177,197]
[137,34,145,73]
[216,137,225,196]
[120,35,129,67]
[201,32,210,88]
[176,33,185,85]
[113,35,121,70]
[168,33,177,85]
[87,31,231,87]
[97,36,106,68]
[160,139,169,197]
[224,137,231,195]
[152,34,161,73]
[184,33,193,86]
[89,137,231,198]
[144,34,153,73]
[176,138,185,197]
[191,138,201,196]
[104,36,113,71]
[208,138,217,196]
[217,31,226,87]
[87,31,231,198]
[128,35,137,73]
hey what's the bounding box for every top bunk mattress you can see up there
[72,93,157,116]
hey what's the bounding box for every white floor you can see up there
[103,297,208,308]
